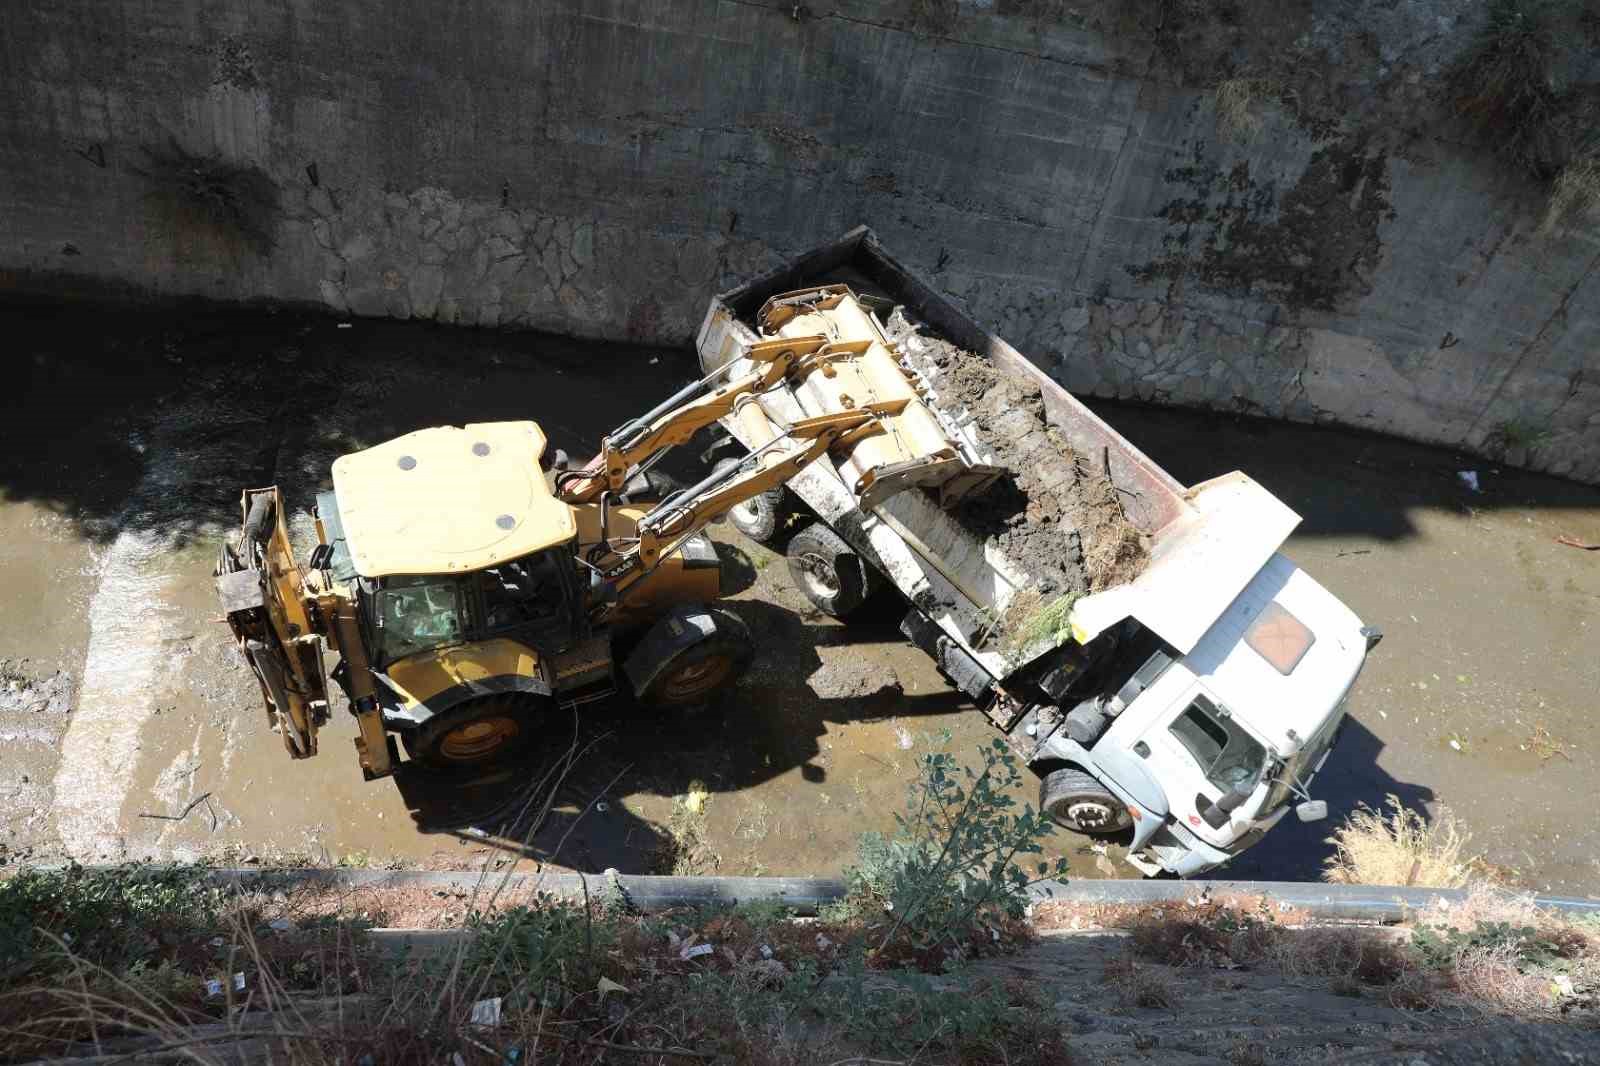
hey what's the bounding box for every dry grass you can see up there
[1541,154,1600,233]
[1104,954,1175,1009]
[1449,939,1562,1019]
[1323,794,1480,889]
[1215,78,1273,142]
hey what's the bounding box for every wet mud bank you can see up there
[4,299,1599,895]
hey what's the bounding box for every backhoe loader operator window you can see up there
[1169,695,1268,793]
[479,554,563,631]
[373,576,466,661]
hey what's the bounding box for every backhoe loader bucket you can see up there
[214,487,328,760]
[757,285,1001,510]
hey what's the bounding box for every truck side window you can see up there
[1169,696,1267,792]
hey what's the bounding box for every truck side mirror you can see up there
[1295,800,1328,822]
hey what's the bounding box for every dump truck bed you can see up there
[697,227,1299,684]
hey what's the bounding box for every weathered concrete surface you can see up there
[3,2,1599,477]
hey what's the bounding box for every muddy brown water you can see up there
[2,301,1597,895]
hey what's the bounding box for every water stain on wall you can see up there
[1132,139,1395,312]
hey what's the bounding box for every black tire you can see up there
[785,522,872,618]
[637,608,754,709]
[242,493,274,546]
[1040,767,1133,834]
[402,692,547,771]
[727,487,787,544]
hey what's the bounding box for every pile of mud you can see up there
[886,312,1148,600]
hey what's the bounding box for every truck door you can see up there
[1101,672,1269,849]
[1140,683,1271,848]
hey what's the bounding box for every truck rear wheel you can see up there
[402,693,546,771]
[786,522,874,618]
[1040,767,1132,834]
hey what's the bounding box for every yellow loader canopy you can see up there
[332,421,575,578]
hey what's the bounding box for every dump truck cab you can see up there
[1045,553,1376,876]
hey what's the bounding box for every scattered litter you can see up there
[268,918,293,932]
[681,943,714,960]
[1379,711,1388,719]
[205,978,223,998]
[894,724,913,750]
[596,976,629,998]
[210,936,225,947]
[234,972,246,992]
[1456,470,1480,492]
[470,997,503,1027]
[1448,738,1462,752]
[815,934,832,949]
[463,826,486,838]
[596,801,609,813]
[1553,975,1576,998]
[1336,548,1372,558]
[648,356,660,365]
[759,944,773,959]
[682,781,709,815]
[337,322,353,330]
[453,1053,466,1066]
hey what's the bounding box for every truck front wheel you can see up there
[728,488,789,544]
[1040,767,1132,834]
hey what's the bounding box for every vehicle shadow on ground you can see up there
[392,598,968,872]
[1086,399,1600,543]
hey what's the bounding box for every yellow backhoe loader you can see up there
[215,286,995,779]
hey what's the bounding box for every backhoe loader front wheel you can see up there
[402,693,548,771]
[785,523,877,619]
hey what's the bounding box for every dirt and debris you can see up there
[0,658,75,734]
[887,310,1148,600]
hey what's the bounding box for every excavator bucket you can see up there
[214,487,328,759]
[756,285,1001,510]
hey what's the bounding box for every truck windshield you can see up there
[1169,694,1267,793]
[373,576,467,663]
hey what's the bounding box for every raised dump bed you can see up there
[698,227,1382,878]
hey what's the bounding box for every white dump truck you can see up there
[696,228,1382,877]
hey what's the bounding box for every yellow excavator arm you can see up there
[214,488,394,778]
[561,284,997,603]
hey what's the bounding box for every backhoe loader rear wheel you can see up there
[402,692,548,772]
[786,522,874,618]
[638,608,754,711]
[1040,767,1132,835]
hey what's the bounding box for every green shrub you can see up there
[845,741,1067,958]
[0,863,227,982]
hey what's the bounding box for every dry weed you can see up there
[1542,155,1600,234]
[1323,794,1479,888]
[1419,882,1540,933]
[1271,925,1411,986]
[1216,78,1271,142]
[1449,940,1561,1019]
[1104,954,1175,1009]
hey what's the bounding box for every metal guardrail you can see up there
[191,868,1600,924]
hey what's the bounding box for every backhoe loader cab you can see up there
[218,420,745,779]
